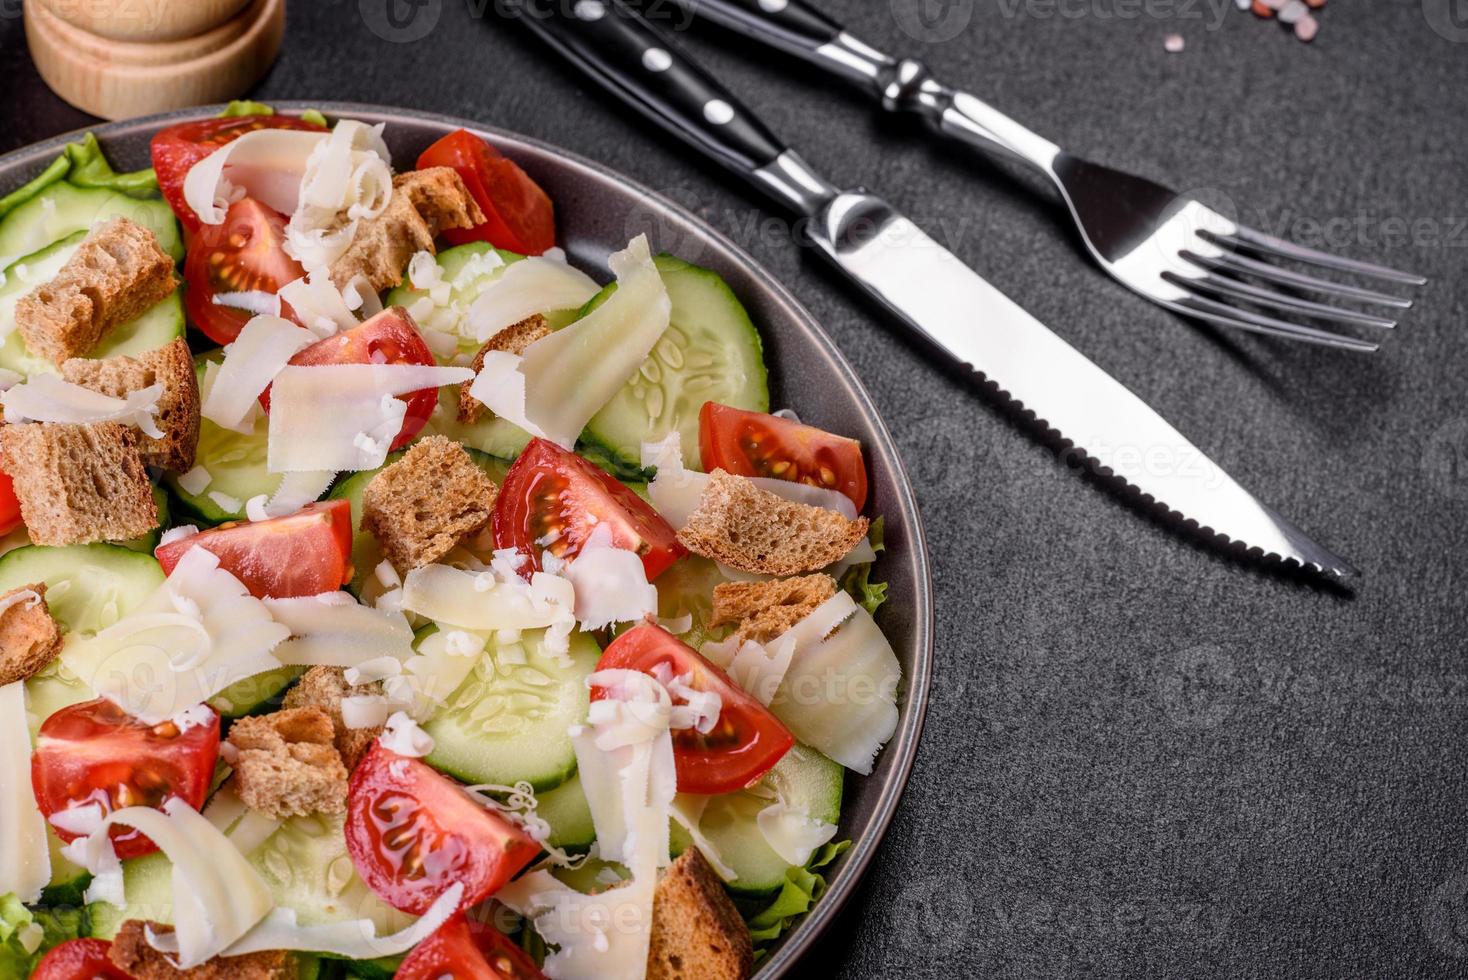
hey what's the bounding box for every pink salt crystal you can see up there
[1294,12,1318,41]
[1164,33,1185,52]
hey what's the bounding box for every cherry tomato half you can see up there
[493,438,684,581]
[594,624,794,794]
[183,197,306,345]
[155,500,353,599]
[258,308,439,452]
[396,912,548,980]
[32,699,220,860]
[699,402,868,512]
[417,129,555,255]
[344,745,541,916]
[151,114,327,231]
[0,467,23,536]
[31,939,132,980]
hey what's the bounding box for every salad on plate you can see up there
[0,104,901,980]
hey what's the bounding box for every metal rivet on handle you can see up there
[758,0,790,11]
[642,48,672,72]
[703,100,735,124]
[573,0,605,20]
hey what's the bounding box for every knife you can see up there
[508,0,1354,576]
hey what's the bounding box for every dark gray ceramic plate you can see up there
[0,102,933,978]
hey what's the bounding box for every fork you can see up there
[665,0,1427,353]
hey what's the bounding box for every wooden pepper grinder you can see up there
[25,0,286,120]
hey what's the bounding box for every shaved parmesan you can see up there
[62,547,289,724]
[183,127,330,226]
[245,469,336,522]
[341,694,408,729]
[176,465,212,495]
[202,315,315,432]
[267,364,471,473]
[401,627,485,708]
[211,291,281,317]
[0,681,50,902]
[265,593,415,668]
[379,711,434,757]
[278,270,363,338]
[284,120,394,272]
[756,801,837,866]
[566,527,657,630]
[208,491,242,513]
[767,592,900,774]
[72,798,274,969]
[2,375,163,437]
[668,795,736,880]
[400,562,575,638]
[498,872,658,980]
[465,253,601,342]
[468,235,669,449]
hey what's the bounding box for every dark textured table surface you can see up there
[5,0,1468,976]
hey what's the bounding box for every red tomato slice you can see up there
[259,308,439,452]
[700,402,868,511]
[493,438,685,581]
[594,624,794,794]
[345,745,541,915]
[154,500,353,599]
[396,912,548,980]
[151,114,327,231]
[0,467,23,536]
[416,130,556,255]
[31,699,220,860]
[31,939,132,980]
[183,197,306,345]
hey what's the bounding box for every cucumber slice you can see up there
[384,242,523,357]
[670,743,843,896]
[0,232,185,378]
[327,445,509,596]
[580,254,768,473]
[210,665,303,719]
[424,628,600,792]
[537,773,595,852]
[0,181,182,268]
[165,353,285,525]
[653,555,736,650]
[90,811,416,941]
[25,666,93,738]
[0,155,69,224]
[0,542,163,636]
[40,827,91,907]
[421,384,535,461]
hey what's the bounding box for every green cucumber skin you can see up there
[579,253,769,474]
[0,543,163,636]
[0,181,182,265]
[424,629,600,793]
[537,773,596,852]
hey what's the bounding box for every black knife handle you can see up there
[511,0,789,182]
[671,0,842,58]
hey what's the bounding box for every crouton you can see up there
[647,848,753,980]
[0,583,61,686]
[282,665,383,771]
[677,471,869,577]
[15,217,176,366]
[61,337,200,471]
[457,314,553,424]
[0,422,158,547]
[109,920,296,980]
[226,707,349,818]
[710,574,837,645]
[328,168,485,295]
[361,435,499,572]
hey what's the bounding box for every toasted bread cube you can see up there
[0,422,158,547]
[710,574,837,646]
[283,665,383,771]
[61,337,201,472]
[361,435,499,573]
[677,471,868,577]
[457,314,552,425]
[110,920,296,980]
[0,583,61,686]
[647,848,753,980]
[226,707,349,819]
[328,168,485,295]
[15,217,176,366]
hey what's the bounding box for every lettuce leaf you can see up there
[217,100,276,118]
[61,133,158,198]
[839,517,888,616]
[745,839,852,962]
[0,893,89,975]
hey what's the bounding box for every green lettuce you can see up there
[61,133,158,198]
[839,516,888,616]
[745,840,852,961]
[0,893,89,975]
[217,101,330,129]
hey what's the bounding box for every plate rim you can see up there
[0,101,935,978]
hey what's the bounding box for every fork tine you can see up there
[1168,291,1381,353]
[1210,225,1428,286]
[1164,269,1399,330]
[1183,247,1415,309]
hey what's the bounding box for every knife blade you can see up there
[510,0,1354,576]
